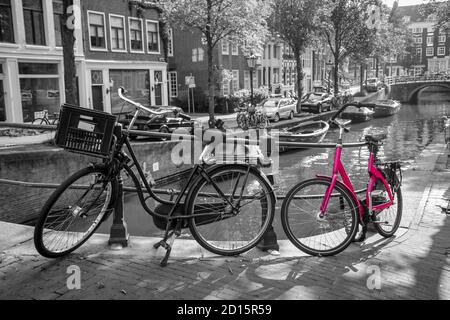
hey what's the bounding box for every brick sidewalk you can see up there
[0,147,449,300]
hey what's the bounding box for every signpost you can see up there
[185,75,196,114]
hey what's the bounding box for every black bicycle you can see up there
[33,88,276,266]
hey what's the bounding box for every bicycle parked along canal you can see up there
[236,103,270,131]
[33,88,276,266]
[281,102,403,257]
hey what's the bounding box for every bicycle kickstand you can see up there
[155,222,182,267]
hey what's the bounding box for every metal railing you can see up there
[386,74,450,85]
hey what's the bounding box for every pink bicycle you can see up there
[281,103,403,256]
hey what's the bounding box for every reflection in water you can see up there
[99,89,450,237]
[278,89,450,194]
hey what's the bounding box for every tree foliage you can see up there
[269,0,322,111]
[420,0,450,29]
[161,0,270,126]
[318,0,379,94]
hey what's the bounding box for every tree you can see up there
[421,0,450,29]
[318,0,379,95]
[61,0,77,105]
[162,0,270,127]
[270,0,322,112]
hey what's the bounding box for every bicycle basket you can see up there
[54,104,118,158]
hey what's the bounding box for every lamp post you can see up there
[246,53,260,107]
[326,60,334,94]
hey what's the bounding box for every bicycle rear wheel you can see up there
[186,165,275,256]
[34,166,117,258]
[374,186,403,238]
[281,178,359,256]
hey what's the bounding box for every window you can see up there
[427,36,434,46]
[438,47,445,55]
[439,35,446,43]
[129,18,143,52]
[110,15,126,51]
[231,42,238,55]
[426,47,434,56]
[88,11,106,50]
[223,81,230,96]
[146,20,159,53]
[273,46,278,59]
[23,0,46,46]
[168,28,173,57]
[109,70,150,114]
[0,0,14,43]
[53,0,63,47]
[244,70,250,90]
[222,39,229,55]
[169,72,177,98]
[416,48,422,61]
[19,63,60,122]
[415,37,423,44]
[232,70,239,92]
[414,27,423,34]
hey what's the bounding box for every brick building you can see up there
[0,0,168,123]
[167,28,322,112]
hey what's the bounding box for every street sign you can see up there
[185,76,196,88]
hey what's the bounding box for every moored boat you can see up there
[341,106,374,123]
[278,120,330,152]
[372,100,401,118]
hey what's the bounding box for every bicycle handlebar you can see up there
[118,87,167,116]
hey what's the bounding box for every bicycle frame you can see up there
[319,143,395,221]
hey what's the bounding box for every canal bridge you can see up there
[386,75,450,103]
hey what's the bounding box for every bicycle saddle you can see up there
[365,133,387,143]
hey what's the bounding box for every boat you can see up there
[341,106,375,123]
[278,120,330,152]
[372,100,402,118]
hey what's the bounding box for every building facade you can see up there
[393,5,450,76]
[0,0,168,123]
[167,29,319,112]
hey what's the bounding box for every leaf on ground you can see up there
[97,282,105,289]
[120,289,127,295]
[228,266,233,275]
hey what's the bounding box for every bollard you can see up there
[257,174,280,252]
[109,174,130,248]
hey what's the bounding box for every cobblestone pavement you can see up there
[0,145,449,300]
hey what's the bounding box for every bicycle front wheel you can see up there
[281,178,359,257]
[34,166,117,258]
[186,165,276,256]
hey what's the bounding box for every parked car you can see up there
[118,107,194,141]
[300,92,333,114]
[364,78,382,92]
[260,97,297,122]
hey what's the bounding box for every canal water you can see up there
[98,88,450,238]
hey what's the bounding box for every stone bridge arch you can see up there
[389,81,450,103]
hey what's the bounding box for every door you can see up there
[0,80,5,121]
[91,86,104,111]
[91,70,104,111]
[154,71,163,106]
